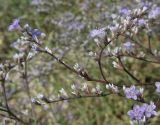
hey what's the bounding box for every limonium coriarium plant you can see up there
[0,0,160,124]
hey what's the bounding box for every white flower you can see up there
[81,83,88,92]
[13,53,25,62]
[45,47,52,54]
[59,88,68,98]
[139,88,144,94]
[73,63,82,72]
[112,61,121,69]
[95,85,103,94]
[137,51,145,58]
[37,94,44,99]
[71,84,76,90]
[91,88,96,94]
[106,83,119,93]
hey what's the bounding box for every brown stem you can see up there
[118,57,140,83]
[98,47,109,83]
[39,49,109,84]
[45,93,113,103]
[1,79,27,124]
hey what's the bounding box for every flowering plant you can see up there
[0,0,160,124]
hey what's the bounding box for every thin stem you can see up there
[123,55,160,64]
[46,93,113,103]
[0,113,15,120]
[23,55,37,124]
[106,54,160,64]
[1,79,27,124]
[35,92,146,105]
[147,35,154,55]
[118,57,141,83]
[39,49,109,84]
[98,47,109,83]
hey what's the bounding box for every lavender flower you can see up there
[138,19,146,26]
[89,27,106,38]
[8,18,20,31]
[31,29,42,39]
[118,7,129,16]
[108,24,119,34]
[67,21,85,31]
[123,85,142,100]
[155,82,160,93]
[95,2,102,8]
[128,102,157,121]
[140,1,150,9]
[123,41,134,49]
[31,44,39,52]
[128,105,145,120]
[143,102,157,118]
[149,7,160,19]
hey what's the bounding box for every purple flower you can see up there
[128,102,157,121]
[149,7,160,19]
[140,1,150,9]
[128,105,145,120]
[123,85,141,100]
[138,19,146,26]
[123,41,134,49]
[155,82,160,93]
[67,21,85,31]
[95,2,102,8]
[118,7,129,16]
[31,44,39,52]
[89,27,106,38]
[109,25,118,33]
[31,29,41,38]
[8,18,20,31]
[143,102,157,118]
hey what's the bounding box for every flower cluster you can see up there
[123,85,143,100]
[106,83,119,93]
[89,27,107,38]
[128,102,157,121]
